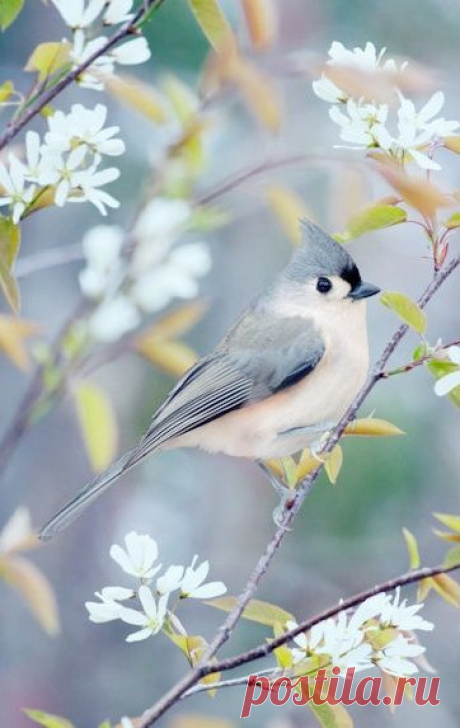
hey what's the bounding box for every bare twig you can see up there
[0,0,163,153]
[134,253,460,727]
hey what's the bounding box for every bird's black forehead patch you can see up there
[340,263,361,290]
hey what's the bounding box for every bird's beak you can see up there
[349,281,381,301]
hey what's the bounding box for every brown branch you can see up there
[134,253,460,727]
[0,0,163,153]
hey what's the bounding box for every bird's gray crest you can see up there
[284,219,359,283]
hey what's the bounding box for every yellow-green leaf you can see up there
[402,527,421,569]
[172,717,235,728]
[341,203,407,241]
[444,136,460,154]
[265,185,315,245]
[445,211,460,229]
[345,417,404,437]
[104,73,167,124]
[433,512,460,533]
[207,596,294,626]
[1,555,60,635]
[0,80,14,102]
[74,382,118,472]
[325,445,343,485]
[242,0,277,51]
[443,547,460,570]
[0,215,21,311]
[380,291,427,334]
[23,710,75,728]
[308,699,353,728]
[162,74,198,125]
[25,42,70,82]
[0,0,24,29]
[0,314,38,369]
[187,0,233,48]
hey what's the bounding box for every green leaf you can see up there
[402,527,420,569]
[341,204,407,241]
[25,42,70,82]
[445,211,460,229]
[427,360,460,407]
[0,215,21,312]
[187,0,233,48]
[207,596,294,626]
[443,546,460,570]
[98,723,111,728]
[308,699,354,728]
[380,291,427,334]
[324,445,343,485]
[23,709,75,728]
[0,0,24,29]
[433,513,460,533]
[0,80,14,102]
[74,382,118,473]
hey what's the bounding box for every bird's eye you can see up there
[316,276,332,294]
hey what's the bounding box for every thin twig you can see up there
[0,0,163,153]
[134,253,460,727]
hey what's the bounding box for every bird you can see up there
[39,220,380,541]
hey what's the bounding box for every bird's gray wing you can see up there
[136,313,325,455]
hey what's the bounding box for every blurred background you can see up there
[0,0,459,726]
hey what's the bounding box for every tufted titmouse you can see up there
[40,221,379,540]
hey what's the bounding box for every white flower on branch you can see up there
[0,155,36,223]
[180,555,227,599]
[70,34,150,91]
[118,585,168,642]
[110,532,162,579]
[104,0,134,25]
[376,634,426,677]
[79,224,124,298]
[45,103,125,156]
[51,0,106,29]
[87,295,141,341]
[156,565,185,596]
[71,163,121,215]
[378,587,434,632]
[434,346,460,396]
[329,100,393,150]
[111,37,151,65]
[38,146,88,206]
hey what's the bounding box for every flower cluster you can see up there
[51,0,151,91]
[287,588,433,677]
[79,198,212,342]
[85,531,227,642]
[313,41,459,170]
[434,346,460,397]
[0,104,123,223]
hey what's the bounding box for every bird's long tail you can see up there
[39,447,140,542]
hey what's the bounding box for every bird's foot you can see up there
[309,428,335,463]
[257,460,295,529]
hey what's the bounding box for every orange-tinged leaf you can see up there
[296,449,319,481]
[432,573,460,607]
[380,166,451,219]
[135,338,198,377]
[141,300,207,340]
[0,314,38,369]
[443,136,460,154]
[241,0,277,51]
[104,73,167,124]
[0,554,59,634]
[172,717,236,728]
[74,382,118,473]
[231,55,281,131]
[265,185,315,245]
[345,417,404,437]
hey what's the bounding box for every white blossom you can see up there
[180,555,227,599]
[434,346,460,396]
[378,588,434,632]
[71,164,121,215]
[38,146,87,206]
[316,610,373,673]
[312,76,346,104]
[121,719,134,728]
[110,532,161,579]
[329,100,393,150]
[104,0,134,25]
[79,224,124,298]
[86,592,124,623]
[326,41,399,74]
[0,155,36,223]
[70,34,114,90]
[51,0,105,29]
[88,295,140,341]
[111,37,151,66]
[376,634,426,676]
[118,585,168,642]
[156,565,185,596]
[45,103,125,156]
[286,620,325,664]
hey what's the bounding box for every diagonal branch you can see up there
[134,253,460,727]
[0,0,163,153]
